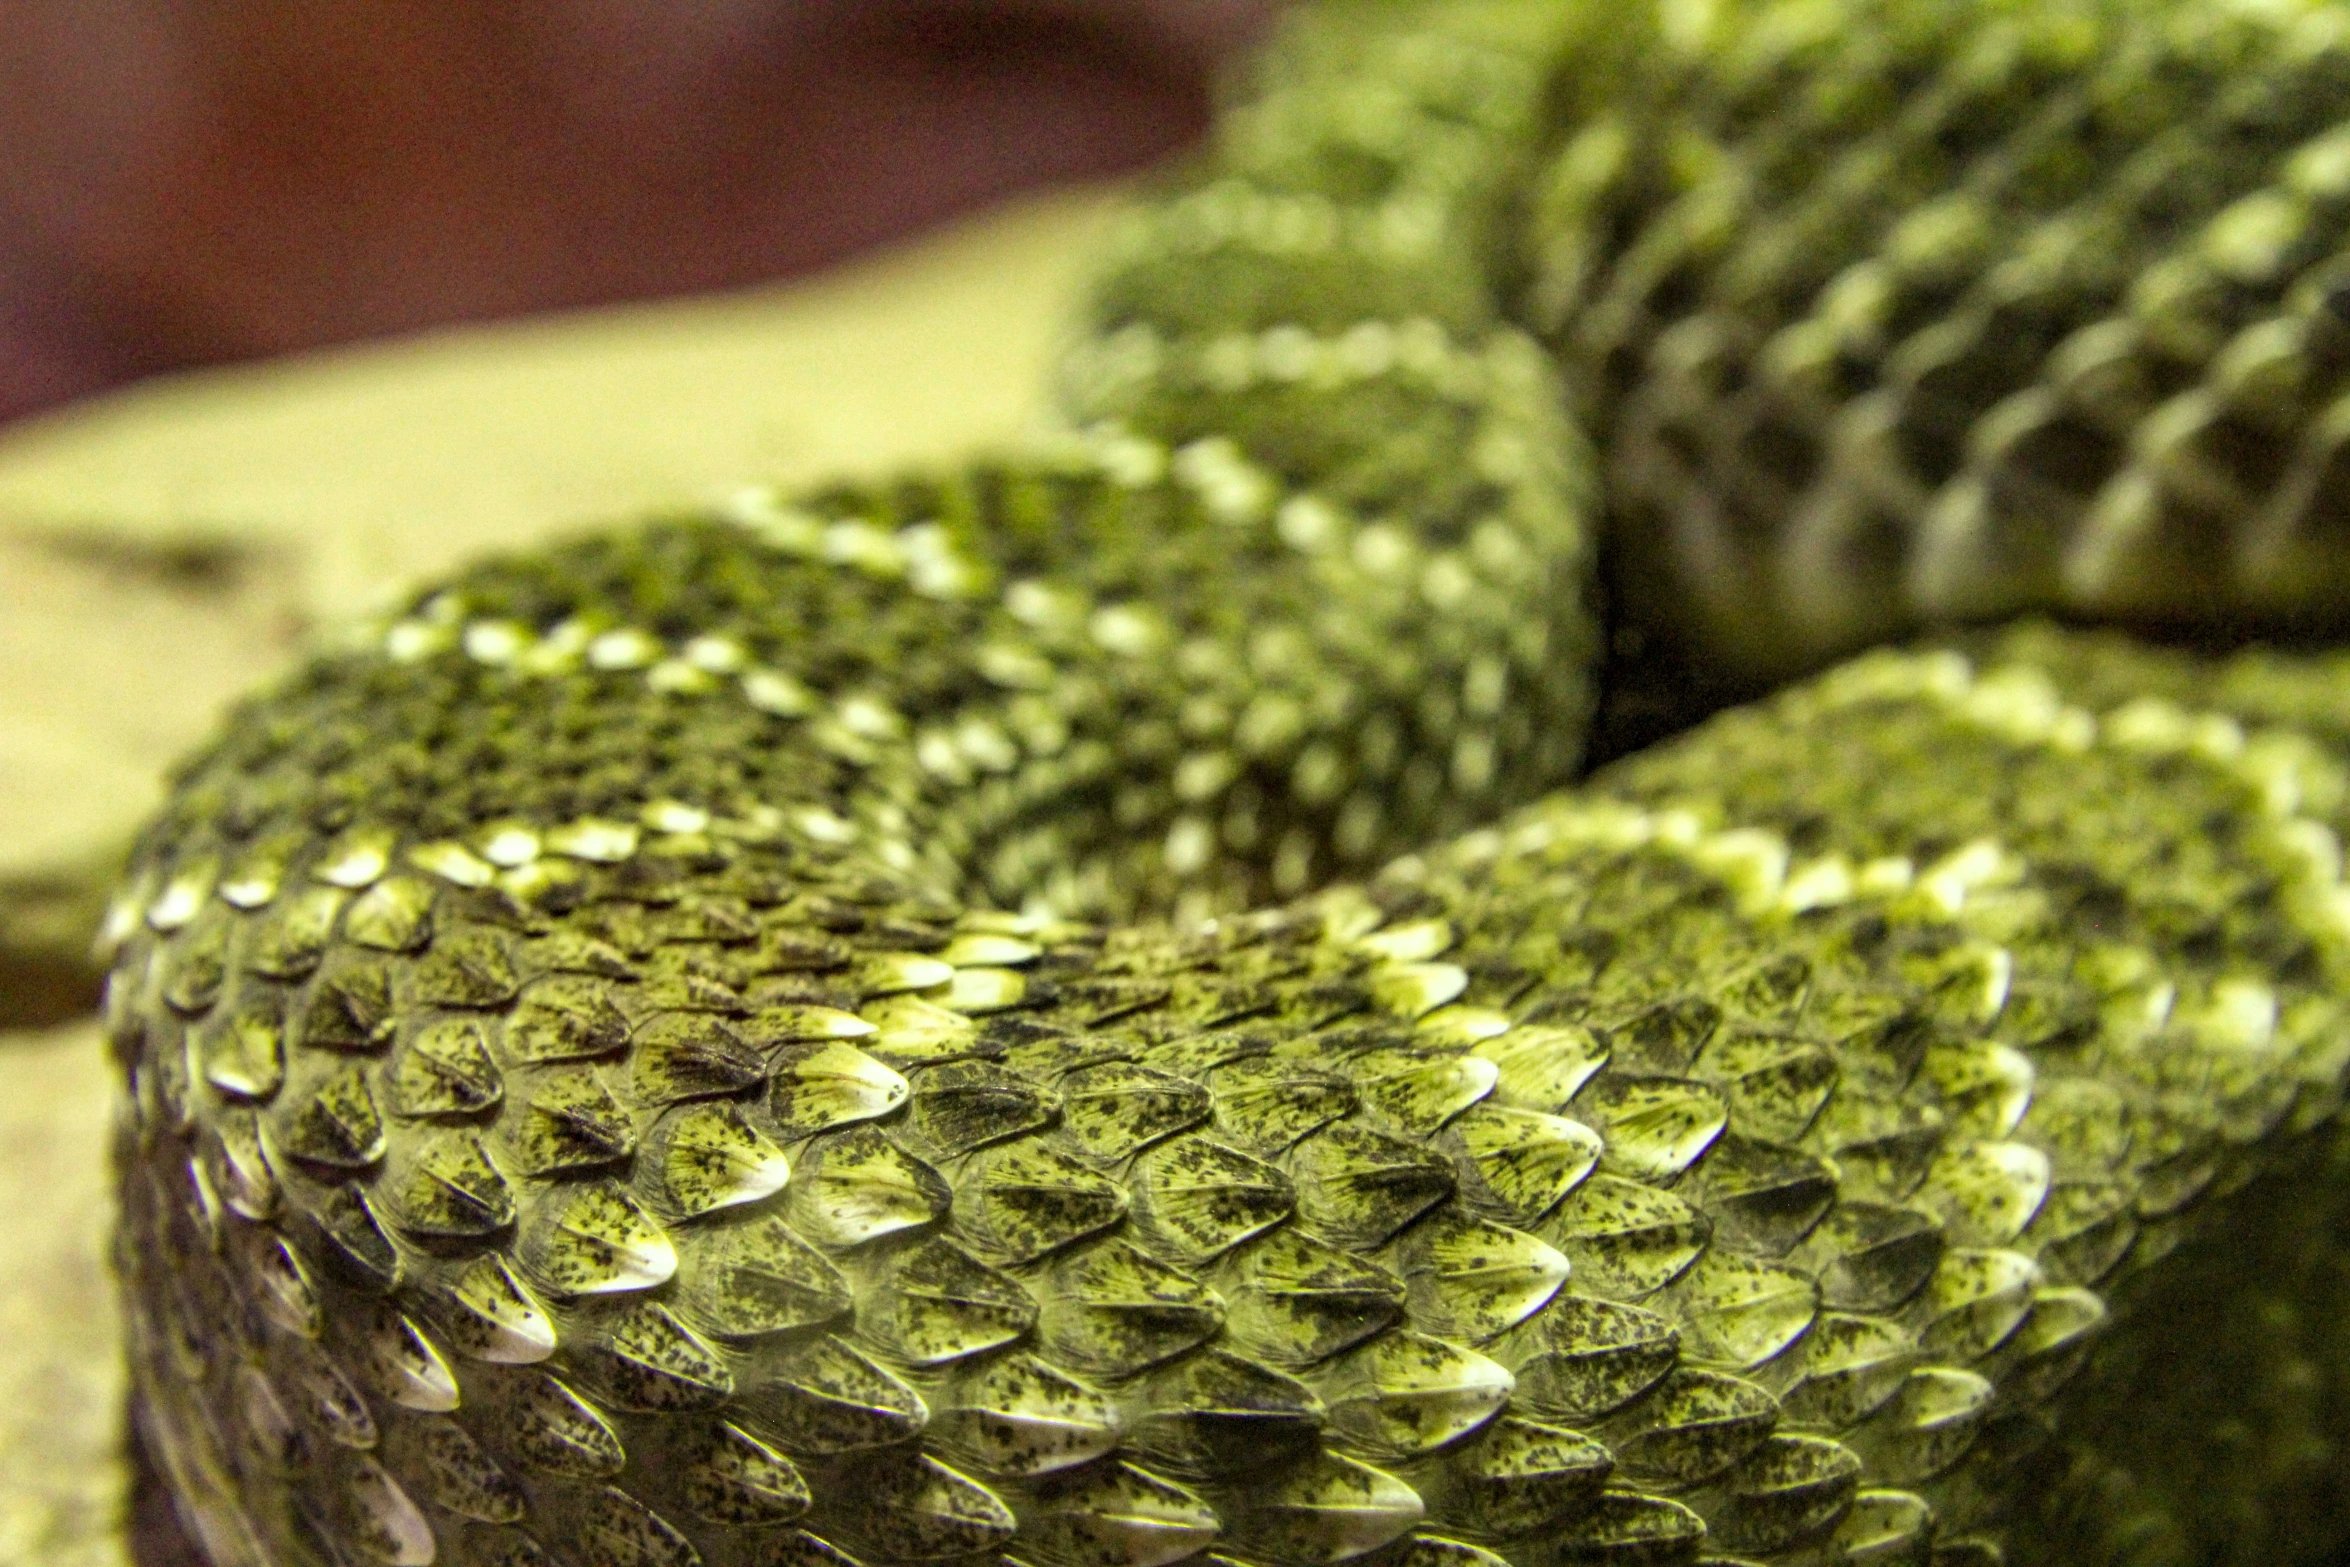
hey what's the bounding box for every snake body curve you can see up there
[101,4,2350,1564]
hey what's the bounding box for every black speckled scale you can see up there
[104,5,2350,1567]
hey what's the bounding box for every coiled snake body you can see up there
[103,4,2350,1563]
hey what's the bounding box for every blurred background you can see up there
[0,7,1271,1563]
[0,0,1273,426]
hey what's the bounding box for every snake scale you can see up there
[99,2,2350,1563]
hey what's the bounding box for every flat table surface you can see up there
[0,182,1122,1567]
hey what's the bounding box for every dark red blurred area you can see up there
[0,0,1276,429]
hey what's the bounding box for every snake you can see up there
[98,2,2350,1563]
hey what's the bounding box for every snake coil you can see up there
[102,4,2350,1564]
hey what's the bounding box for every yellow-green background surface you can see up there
[0,183,1125,1567]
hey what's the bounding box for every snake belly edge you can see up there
[97,4,2350,1565]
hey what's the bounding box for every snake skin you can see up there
[98,3,2350,1565]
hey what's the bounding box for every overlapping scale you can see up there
[855,1236,1036,1364]
[1221,1228,1409,1368]
[929,1352,1124,1477]
[1039,1465,1225,1567]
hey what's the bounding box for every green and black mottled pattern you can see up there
[100,4,2350,1566]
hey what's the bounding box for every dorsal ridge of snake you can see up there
[98,5,2350,1567]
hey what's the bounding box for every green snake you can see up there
[103,3,2350,1563]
